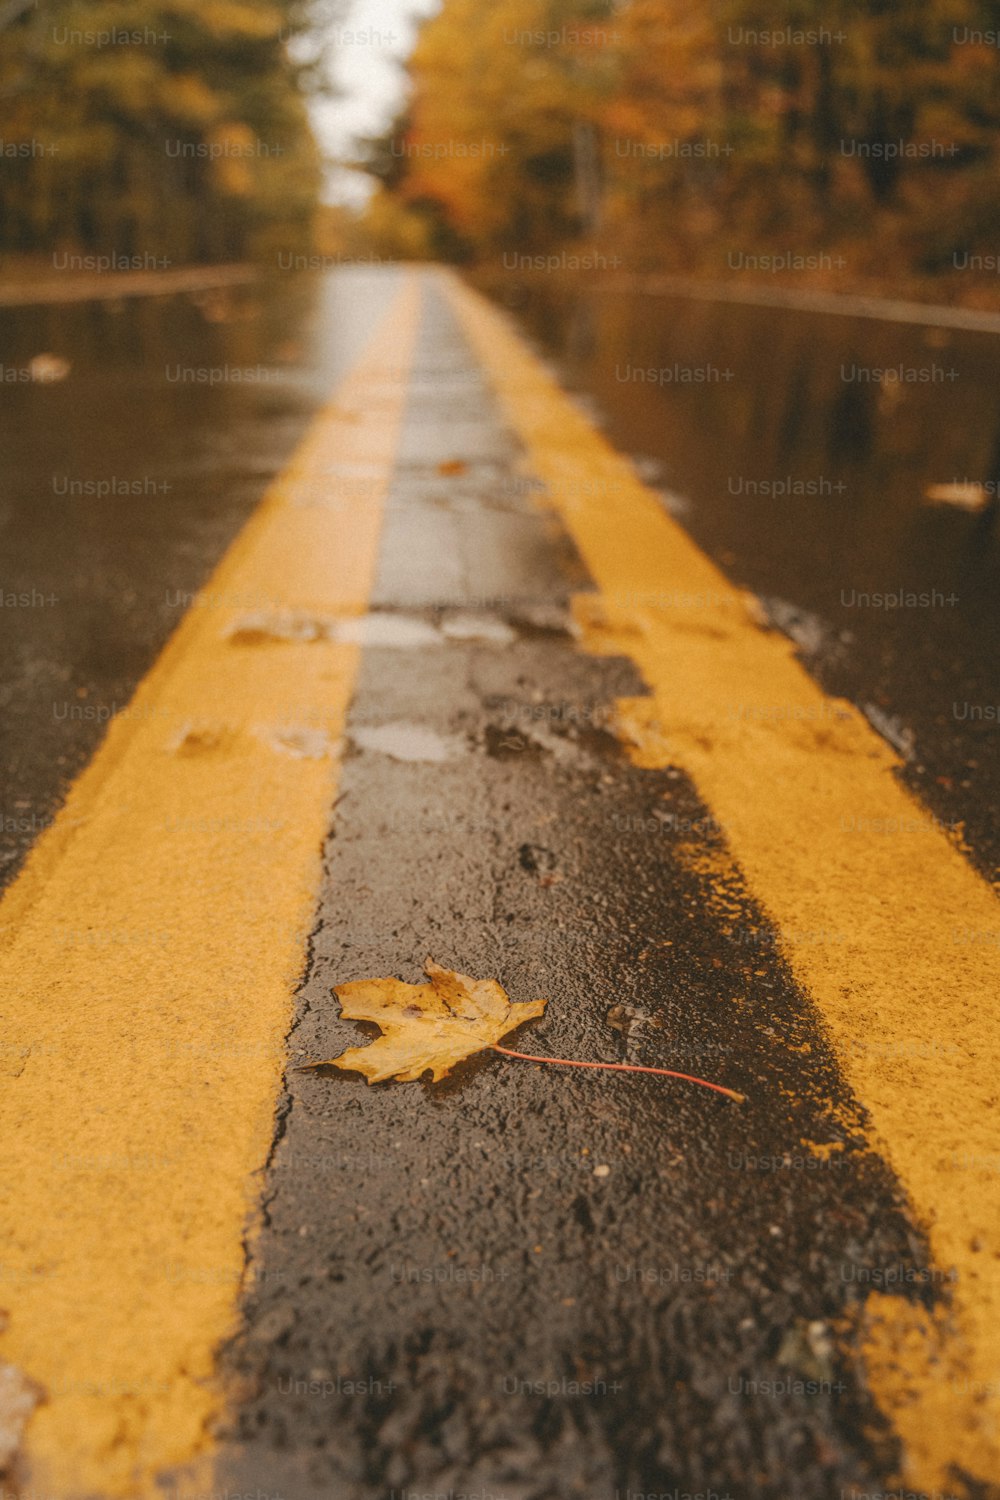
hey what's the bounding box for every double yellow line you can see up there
[0,275,422,1495]
[3,265,999,1498]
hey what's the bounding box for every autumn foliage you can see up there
[362,0,1000,284]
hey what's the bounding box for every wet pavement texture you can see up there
[209,281,938,1500]
[0,269,404,887]
[475,274,1000,888]
[6,266,1000,894]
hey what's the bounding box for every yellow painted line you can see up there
[447,270,1000,1496]
[0,273,422,1496]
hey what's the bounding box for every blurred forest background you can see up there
[362,0,1000,294]
[3,0,1000,295]
[0,0,324,264]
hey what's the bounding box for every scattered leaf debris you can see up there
[777,1319,837,1384]
[606,1003,664,1039]
[518,843,559,877]
[485,725,544,760]
[28,353,70,383]
[924,482,986,510]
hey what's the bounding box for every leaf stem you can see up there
[491,1045,745,1102]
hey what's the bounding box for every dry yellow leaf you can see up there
[303,958,547,1084]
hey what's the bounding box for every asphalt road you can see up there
[478,271,1000,887]
[0,271,374,888]
[210,277,928,1500]
[1,266,999,1500]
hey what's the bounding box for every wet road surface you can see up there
[1,266,999,1500]
[0,272,377,886]
[475,271,1000,886]
[212,277,929,1500]
[5,267,1000,889]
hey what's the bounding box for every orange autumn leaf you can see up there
[302,958,547,1083]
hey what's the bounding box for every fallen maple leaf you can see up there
[302,960,744,1101]
[302,958,547,1083]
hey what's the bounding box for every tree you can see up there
[0,0,330,262]
[362,0,620,259]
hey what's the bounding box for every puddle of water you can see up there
[440,613,517,645]
[351,723,464,763]
[330,615,442,649]
[227,609,526,651]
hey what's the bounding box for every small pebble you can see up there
[594,1164,611,1178]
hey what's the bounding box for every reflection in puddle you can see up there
[439,613,517,645]
[473,273,1000,871]
[331,615,442,648]
[351,723,465,763]
[226,609,526,650]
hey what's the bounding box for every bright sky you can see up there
[310,0,442,205]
